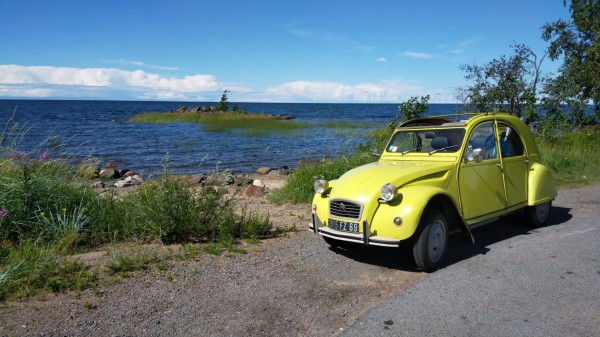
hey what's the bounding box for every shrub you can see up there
[269,152,375,204]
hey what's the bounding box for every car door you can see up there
[497,122,528,208]
[458,122,507,221]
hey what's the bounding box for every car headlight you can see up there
[380,183,398,202]
[314,179,329,194]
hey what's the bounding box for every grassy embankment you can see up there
[269,126,600,204]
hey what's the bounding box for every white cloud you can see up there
[375,57,388,62]
[0,64,222,100]
[265,78,432,102]
[401,51,434,59]
[104,59,180,71]
[459,37,480,48]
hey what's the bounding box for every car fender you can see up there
[528,162,557,205]
[370,185,459,241]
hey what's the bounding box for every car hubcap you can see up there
[536,202,550,222]
[428,220,446,262]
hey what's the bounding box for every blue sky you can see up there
[0,0,571,103]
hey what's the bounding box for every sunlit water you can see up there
[0,100,460,175]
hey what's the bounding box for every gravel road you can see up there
[342,183,600,337]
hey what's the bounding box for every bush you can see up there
[269,152,375,204]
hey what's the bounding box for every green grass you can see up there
[128,111,313,135]
[537,128,600,187]
[0,241,98,301]
[268,152,377,204]
[127,111,381,136]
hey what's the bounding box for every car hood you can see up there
[330,161,454,202]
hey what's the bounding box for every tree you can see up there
[542,0,600,123]
[215,90,230,112]
[459,44,546,118]
[387,95,430,129]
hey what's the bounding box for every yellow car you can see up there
[309,113,557,272]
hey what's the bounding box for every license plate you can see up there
[328,219,359,233]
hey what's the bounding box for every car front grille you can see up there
[329,200,362,220]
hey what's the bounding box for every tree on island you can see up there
[214,90,230,112]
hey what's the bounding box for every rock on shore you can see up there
[81,162,293,198]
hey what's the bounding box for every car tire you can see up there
[525,201,552,228]
[412,209,449,272]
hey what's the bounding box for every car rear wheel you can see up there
[412,209,449,272]
[525,201,552,228]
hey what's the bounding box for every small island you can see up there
[128,90,299,135]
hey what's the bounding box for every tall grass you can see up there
[537,128,600,186]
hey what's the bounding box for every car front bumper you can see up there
[309,214,401,248]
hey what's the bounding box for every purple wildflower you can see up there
[38,151,50,161]
[0,209,8,218]
[11,150,26,159]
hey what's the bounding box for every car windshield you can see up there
[386,128,466,154]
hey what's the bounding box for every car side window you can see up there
[467,123,497,160]
[497,123,524,158]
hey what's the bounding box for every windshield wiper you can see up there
[429,145,459,155]
[401,147,422,155]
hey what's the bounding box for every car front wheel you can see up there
[412,209,449,272]
[525,201,552,228]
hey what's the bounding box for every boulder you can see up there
[278,166,293,175]
[227,185,240,195]
[91,180,105,189]
[256,167,271,175]
[252,179,266,188]
[78,163,98,179]
[113,175,143,188]
[242,185,264,198]
[131,175,144,184]
[99,168,116,179]
[188,174,206,186]
[175,106,187,114]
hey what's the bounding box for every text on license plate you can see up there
[328,219,359,233]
